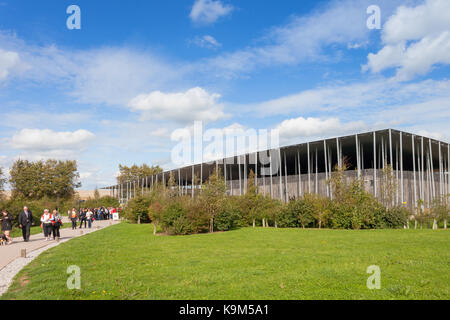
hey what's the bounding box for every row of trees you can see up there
[8,159,81,200]
[123,164,448,235]
[117,164,163,185]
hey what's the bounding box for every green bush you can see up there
[214,199,241,231]
[161,201,193,235]
[123,195,152,223]
[377,206,409,229]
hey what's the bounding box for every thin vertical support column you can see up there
[412,135,417,209]
[284,152,288,202]
[297,150,302,198]
[355,135,360,179]
[421,137,425,201]
[255,152,258,187]
[438,142,443,197]
[134,181,136,198]
[178,169,181,194]
[263,166,266,196]
[324,140,329,197]
[336,138,340,168]
[448,144,450,200]
[396,143,399,205]
[400,132,404,204]
[191,165,195,199]
[429,139,435,199]
[224,161,227,192]
[373,132,377,197]
[315,149,318,194]
[244,156,247,195]
[230,165,233,196]
[361,144,364,170]
[278,148,283,201]
[389,129,393,168]
[200,163,203,189]
[328,146,333,200]
[307,143,311,193]
[270,152,273,199]
[238,155,242,196]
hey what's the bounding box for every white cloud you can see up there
[200,0,392,77]
[239,78,450,117]
[128,87,227,123]
[71,48,181,105]
[11,129,95,151]
[275,117,367,145]
[364,0,450,81]
[0,32,184,106]
[0,49,22,81]
[190,35,222,49]
[189,0,234,24]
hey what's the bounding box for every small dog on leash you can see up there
[0,234,8,246]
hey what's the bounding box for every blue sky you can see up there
[0,0,449,189]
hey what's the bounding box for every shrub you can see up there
[123,195,152,223]
[214,199,241,231]
[378,206,409,229]
[161,201,193,235]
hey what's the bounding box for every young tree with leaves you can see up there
[199,168,226,233]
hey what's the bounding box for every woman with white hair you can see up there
[40,209,54,241]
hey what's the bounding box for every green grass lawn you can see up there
[2,223,449,300]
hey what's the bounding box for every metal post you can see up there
[373,131,377,197]
[284,152,288,202]
[244,155,247,194]
[389,129,393,167]
[307,143,311,193]
[192,165,194,199]
[355,135,360,179]
[255,152,258,187]
[324,140,329,197]
[429,139,435,199]
[297,149,302,198]
[438,142,442,197]
[400,132,403,203]
[412,135,417,209]
[238,155,242,196]
[270,152,273,198]
[278,148,283,200]
[315,149,318,194]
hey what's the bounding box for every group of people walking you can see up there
[69,207,116,230]
[0,206,119,245]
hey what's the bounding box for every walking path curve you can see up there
[0,219,119,296]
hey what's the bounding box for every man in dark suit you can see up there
[18,206,34,242]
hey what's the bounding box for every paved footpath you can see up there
[0,219,119,296]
